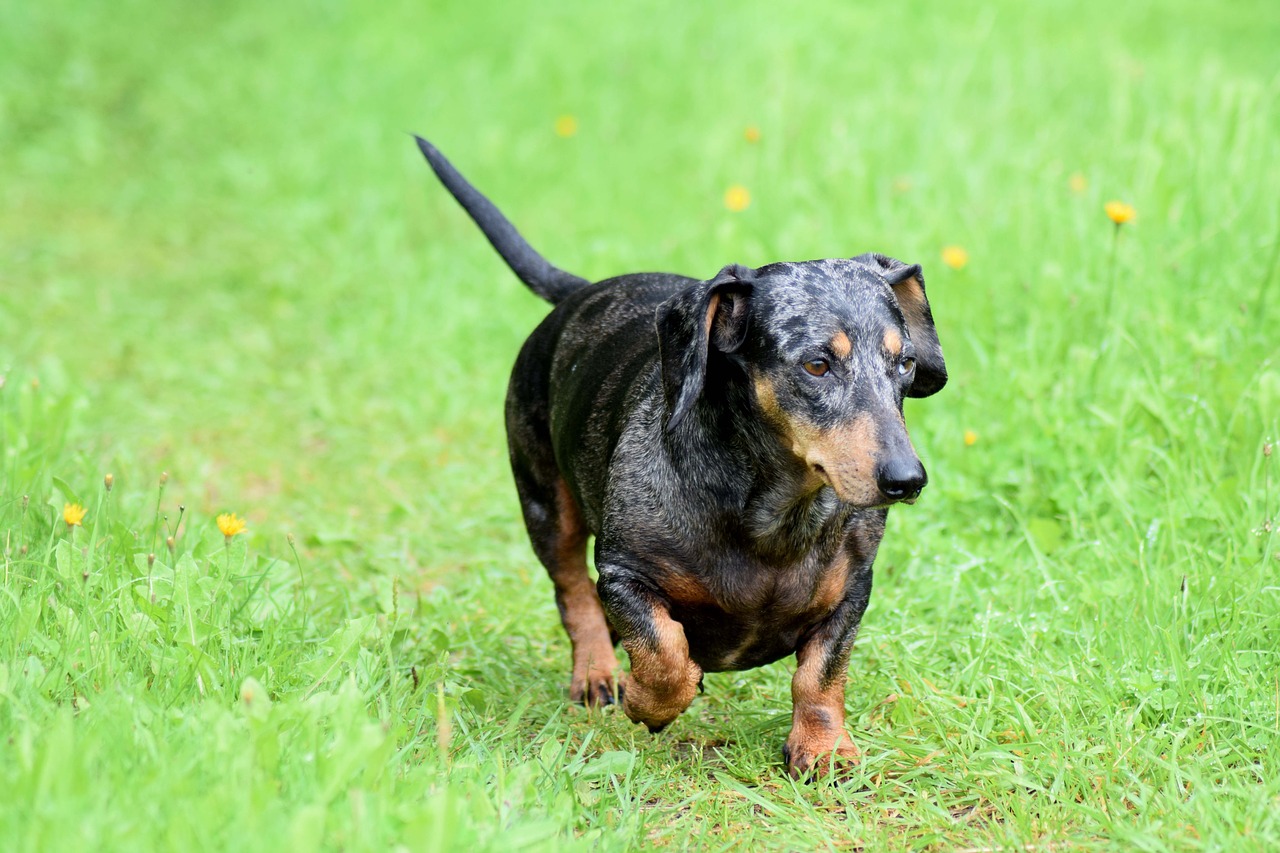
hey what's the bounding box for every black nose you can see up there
[876,458,927,502]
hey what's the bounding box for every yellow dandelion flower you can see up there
[724,185,751,212]
[64,503,87,527]
[963,430,978,447]
[1104,201,1136,225]
[744,125,761,143]
[240,677,266,706]
[1069,172,1087,194]
[941,245,969,270]
[239,677,271,717]
[554,115,578,138]
[217,512,247,540]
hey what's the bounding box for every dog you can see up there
[415,136,946,778]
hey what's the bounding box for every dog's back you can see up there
[521,274,701,530]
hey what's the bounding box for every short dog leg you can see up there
[519,476,620,706]
[557,576,621,708]
[550,483,621,706]
[784,639,858,779]
[783,572,871,778]
[597,569,702,732]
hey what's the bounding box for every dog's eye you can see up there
[897,357,916,377]
[803,359,830,377]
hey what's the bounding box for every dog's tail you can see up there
[415,136,589,304]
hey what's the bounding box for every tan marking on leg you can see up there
[550,479,620,705]
[785,643,858,779]
[622,605,702,731]
[831,331,852,358]
[883,328,902,356]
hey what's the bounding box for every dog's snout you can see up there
[876,458,927,502]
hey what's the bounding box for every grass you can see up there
[2,0,1279,849]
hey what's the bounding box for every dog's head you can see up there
[657,254,945,508]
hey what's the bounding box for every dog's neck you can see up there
[679,378,853,564]
[739,422,852,563]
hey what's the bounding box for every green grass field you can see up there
[3,0,1279,849]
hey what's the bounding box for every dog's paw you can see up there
[620,661,701,733]
[570,672,624,708]
[782,731,860,781]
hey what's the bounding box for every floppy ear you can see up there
[656,264,754,431]
[853,253,947,397]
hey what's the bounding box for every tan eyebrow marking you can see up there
[883,328,903,355]
[830,331,852,358]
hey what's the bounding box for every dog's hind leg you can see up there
[507,374,620,706]
[515,472,621,706]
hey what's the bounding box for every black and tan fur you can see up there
[415,137,946,778]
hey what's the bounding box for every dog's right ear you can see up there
[656,264,755,432]
[853,252,947,397]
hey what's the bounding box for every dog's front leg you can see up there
[783,569,872,779]
[596,564,702,732]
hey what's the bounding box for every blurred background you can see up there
[5,0,1276,539]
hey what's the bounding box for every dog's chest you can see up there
[665,545,853,672]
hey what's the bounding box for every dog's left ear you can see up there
[656,264,755,431]
[854,253,947,397]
